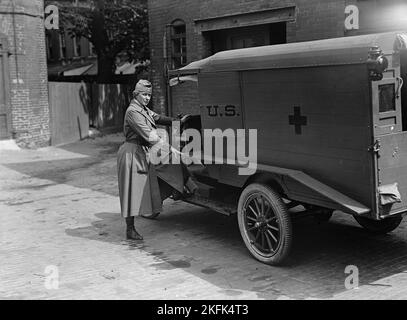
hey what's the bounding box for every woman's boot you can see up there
[125,217,143,240]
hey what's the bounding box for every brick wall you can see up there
[0,0,50,147]
[148,0,200,115]
[148,0,348,117]
[294,0,346,41]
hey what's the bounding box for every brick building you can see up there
[147,0,407,116]
[0,0,50,147]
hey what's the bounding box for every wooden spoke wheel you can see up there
[237,183,293,265]
[354,215,403,235]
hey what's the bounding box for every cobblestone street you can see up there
[1,134,407,300]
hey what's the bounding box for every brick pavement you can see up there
[0,134,407,300]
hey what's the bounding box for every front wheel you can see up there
[354,215,403,235]
[237,183,293,265]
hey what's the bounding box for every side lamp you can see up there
[367,46,389,81]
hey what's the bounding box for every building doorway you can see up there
[208,22,286,54]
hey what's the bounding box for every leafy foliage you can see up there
[46,0,149,81]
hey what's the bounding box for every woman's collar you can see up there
[131,99,148,111]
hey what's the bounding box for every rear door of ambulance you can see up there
[371,50,407,218]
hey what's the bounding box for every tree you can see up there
[46,0,149,83]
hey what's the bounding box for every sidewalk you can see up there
[1,134,407,300]
[0,134,257,299]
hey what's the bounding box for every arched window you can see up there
[171,19,187,69]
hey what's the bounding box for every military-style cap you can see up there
[133,79,152,95]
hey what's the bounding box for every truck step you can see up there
[182,193,237,216]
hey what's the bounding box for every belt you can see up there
[125,137,150,147]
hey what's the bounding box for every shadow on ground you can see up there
[4,136,407,299]
[65,206,407,299]
[3,137,122,197]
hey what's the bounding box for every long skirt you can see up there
[117,142,191,218]
[117,142,162,218]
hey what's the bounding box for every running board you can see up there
[180,181,237,215]
[182,194,237,216]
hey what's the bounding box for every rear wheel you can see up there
[237,183,293,265]
[354,215,403,235]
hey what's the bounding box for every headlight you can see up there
[367,46,389,81]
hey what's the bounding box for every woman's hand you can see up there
[180,114,192,125]
[170,146,183,156]
[177,113,192,126]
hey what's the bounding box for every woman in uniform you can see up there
[117,79,195,240]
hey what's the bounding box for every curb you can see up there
[0,139,21,151]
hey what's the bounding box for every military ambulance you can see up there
[166,31,407,265]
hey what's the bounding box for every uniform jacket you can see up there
[123,99,163,173]
[117,99,185,217]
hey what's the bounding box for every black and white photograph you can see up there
[1,0,407,304]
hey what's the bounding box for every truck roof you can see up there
[170,31,407,75]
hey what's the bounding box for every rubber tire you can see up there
[141,212,161,220]
[354,215,403,235]
[237,183,293,266]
